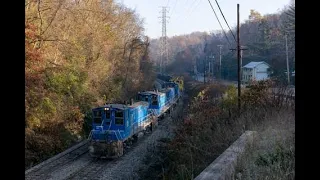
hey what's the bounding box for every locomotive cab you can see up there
[137,91,165,117]
[89,105,128,158]
[89,101,153,159]
[162,82,180,98]
[91,107,125,133]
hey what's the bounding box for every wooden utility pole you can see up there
[209,61,211,80]
[210,53,214,79]
[204,56,206,84]
[237,4,241,113]
[285,34,290,85]
[218,45,223,79]
[229,4,248,114]
[203,42,208,84]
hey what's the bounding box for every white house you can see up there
[242,61,271,84]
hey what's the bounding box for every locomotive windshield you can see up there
[105,109,111,125]
[137,94,143,101]
[115,110,124,125]
[151,95,158,106]
[93,110,102,124]
[137,94,149,102]
[105,109,111,119]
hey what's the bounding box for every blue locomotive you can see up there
[137,91,166,117]
[162,82,180,98]
[88,102,157,158]
[88,79,182,158]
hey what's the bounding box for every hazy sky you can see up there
[116,0,291,39]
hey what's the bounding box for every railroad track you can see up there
[66,100,184,180]
[25,78,181,180]
[65,159,110,180]
[65,130,154,180]
[25,140,90,180]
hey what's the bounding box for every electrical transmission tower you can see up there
[159,6,169,74]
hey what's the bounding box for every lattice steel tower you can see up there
[159,6,169,74]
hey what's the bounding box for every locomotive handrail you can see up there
[114,130,120,141]
[117,129,123,139]
[87,130,93,140]
[107,119,112,130]
[133,113,153,123]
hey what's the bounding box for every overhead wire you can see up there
[214,0,236,43]
[189,0,203,15]
[166,0,170,7]
[206,0,232,47]
[169,0,178,17]
[175,0,198,21]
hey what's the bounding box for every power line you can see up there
[182,0,202,21]
[189,0,203,15]
[214,0,236,42]
[176,0,197,21]
[167,0,171,7]
[170,0,178,16]
[207,0,231,47]
[185,0,199,17]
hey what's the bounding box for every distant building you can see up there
[242,61,271,84]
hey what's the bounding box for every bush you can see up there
[140,80,295,180]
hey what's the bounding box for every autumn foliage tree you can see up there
[25,0,155,168]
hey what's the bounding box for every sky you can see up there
[116,0,291,39]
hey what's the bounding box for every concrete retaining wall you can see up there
[25,139,88,174]
[194,131,257,180]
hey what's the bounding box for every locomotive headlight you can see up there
[105,108,109,110]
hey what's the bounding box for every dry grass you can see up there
[138,79,295,180]
[235,109,295,180]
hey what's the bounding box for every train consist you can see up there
[88,75,184,158]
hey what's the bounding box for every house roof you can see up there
[243,61,269,69]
